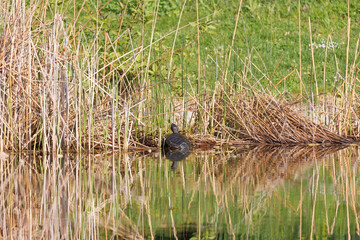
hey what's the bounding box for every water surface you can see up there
[1,145,359,239]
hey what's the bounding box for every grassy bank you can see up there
[0,0,360,152]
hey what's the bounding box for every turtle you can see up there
[162,123,191,151]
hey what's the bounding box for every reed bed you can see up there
[0,0,141,152]
[0,0,359,153]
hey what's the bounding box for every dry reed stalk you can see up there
[298,0,302,98]
[308,17,319,97]
[322,36,330,125]
[196,0,201,98]
[224,0,243,82]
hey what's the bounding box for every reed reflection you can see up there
[1,145,359,239]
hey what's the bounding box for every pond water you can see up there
[1,145,360,239]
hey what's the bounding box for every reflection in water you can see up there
[1,145,360,239]
[162,147,191,170]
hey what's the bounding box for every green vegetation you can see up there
[1,0,360,151]
[67,0,359,93]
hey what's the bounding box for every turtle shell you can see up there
[164,133,191,151]
[162,123,192,151]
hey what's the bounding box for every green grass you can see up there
[67,0,359,95]
[111,0,359,94]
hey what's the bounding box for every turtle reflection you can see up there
[162,148,191,170]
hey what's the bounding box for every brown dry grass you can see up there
[212,89,352,144]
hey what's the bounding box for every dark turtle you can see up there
[162,123,191,151]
